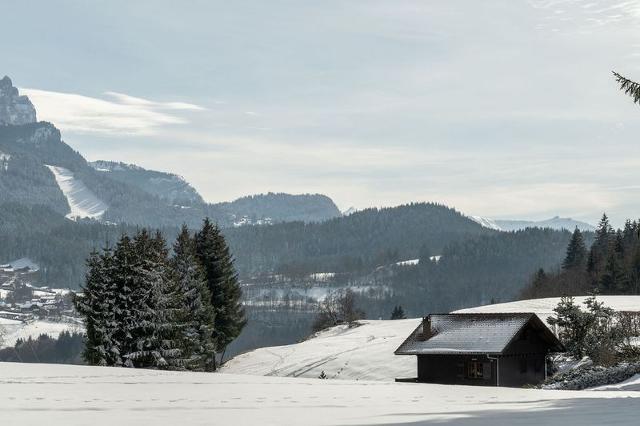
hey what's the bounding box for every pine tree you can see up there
[562,228,587,270]
[195,218,246,365]
[613,71,640,105]
[589,213,613,275]
[74,250,114,366]
[170,225,216,371]
[390,305,406,320]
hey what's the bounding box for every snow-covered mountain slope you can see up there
[45,165,108,220]
[0,318,80,348]
[470,215,502,230]
[470,215,595,232]
[222,296,640,381]
[1,363,639,426]
[89,160,205,206]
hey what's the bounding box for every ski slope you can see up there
[222,296,640,381]
[0,362,639,426]
[45,165,108,220]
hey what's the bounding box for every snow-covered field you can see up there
[222,319,419,381]
[45,165,108,219]
[1,362,639,426]
[0,317,81,348]
[455,296,640,326]
[222,296,640,381]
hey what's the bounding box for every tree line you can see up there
[74,219,245,371]
[521,214,640,298]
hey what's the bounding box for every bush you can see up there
[548,296,640,365]
[312,289,365,332]
[543,361,640,390]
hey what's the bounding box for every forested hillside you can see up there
[520,214,640,298]
[225,203,492,276]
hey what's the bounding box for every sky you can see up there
[3,0,640,226]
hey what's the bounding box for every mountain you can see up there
[470,215,595,232]
[219,193,341,226]
[0,76,341,228]
[89,160,204,206]
[226,203,493,276]
[0,76,36,126]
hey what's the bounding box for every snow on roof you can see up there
[395,313,558,355]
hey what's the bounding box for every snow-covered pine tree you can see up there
[195,218,246,365]
[121,230,172,368]
[74,250,110,366]
[171,225,216,371]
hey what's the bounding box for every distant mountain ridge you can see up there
[0,75,342,227]
[470,215,595,232]
[89,160,205,206]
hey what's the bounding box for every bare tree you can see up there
[312,289,365,332]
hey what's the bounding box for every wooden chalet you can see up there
[395,313,564,387]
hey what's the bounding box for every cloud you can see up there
[20,88,204,136]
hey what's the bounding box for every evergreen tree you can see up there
[170,225,216,371]
[589,213,613,275]
[195,218,246,364]
[613,71,640,105]
[130,230,172,368]
[74,250,115,366]
[390,305,406,320]
[562,228,587,270]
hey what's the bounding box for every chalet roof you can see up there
[394,313,563,356]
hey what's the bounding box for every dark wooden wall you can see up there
[417,354,497,386]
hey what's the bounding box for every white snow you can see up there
[396,259,419,266]
[223,296,640,382]
[309,272,336,281]
[0,319,81,348]
[470,215,502,230]
[221,319,420,381]
[591,374,640,392]
[0,257,40,272]
[0,151,9,171]
[45,165,108,220]
[454,296,640,326]
[1,363,640,426]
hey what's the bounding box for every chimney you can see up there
[420,315,434,340]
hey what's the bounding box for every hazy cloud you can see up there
[21,88,204,135]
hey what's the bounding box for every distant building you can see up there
[395,313,564,387]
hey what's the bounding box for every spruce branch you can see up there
[613,71,640,105]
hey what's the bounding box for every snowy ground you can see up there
[1,363,639,426]
[222,296,640,381]
[0,318,81,348]
[455,296,640,327]
[46,165,108,220]
[222,319,419,381]
[0,257,39,272]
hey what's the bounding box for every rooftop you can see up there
[394,313,562,356]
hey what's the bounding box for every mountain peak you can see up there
[0,75,37,126]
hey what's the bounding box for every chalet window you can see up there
[467,361,484,379]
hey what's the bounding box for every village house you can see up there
[395,313,564,387]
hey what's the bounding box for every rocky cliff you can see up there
[0,76,37,126]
